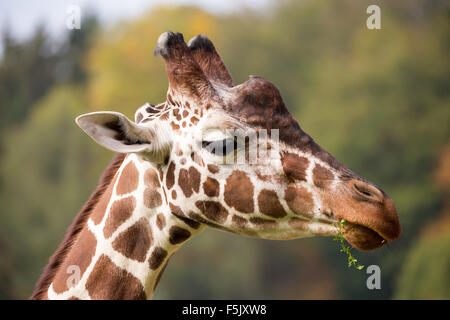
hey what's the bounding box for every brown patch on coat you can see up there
[171,190,177,199]
[158,166,164,181]
[203,177,220,197]
[170,204,201,229]
[31,153,126,300]
[258,189,287,218]
[281,153,309,182]
[52,228,97,293]
[159,112,169,121]
[207,164,220,174]
[167,94,175,106]
[255,170,271,182]
[188,211,231,232]
[178,166,201,197]
[312,164,334,189]
[156,213,166,230]
[249,217,278,229]
[169,203,184,216]
[144,169,161,188]
[284,186,314,218]
[232,215,248,228]
[195,200,229,224]
[86,254,146,300]
[116,161,139,195]
[191,116,199,125]
[168,226,191,244]
[148,247,168,270]
[144,188,162,209]
[103,196,136,238]
[112,217,153,262]
[288,218,310,231]
[136,112,143,123]
[170,121,180,131]
[224,171,254,213]
[166,162,176,189]
[90,173,117,225]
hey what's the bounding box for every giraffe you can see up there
[31,31,401,300]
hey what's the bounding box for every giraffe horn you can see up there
[188,35,233,87]
[154,31,215,103]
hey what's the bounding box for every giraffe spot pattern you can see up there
[112,217,153,262]
[258,189,287,218]
[170,122,180,130]
[281,153,309,182]
[148,247,168,270]
[249,217,278,229]
[91,174,117,225]
[232,215,248,228]
[166,162,176,189]
[104,196,136,239]
[195,200,229,224]
[224,171,254,213]
[52,228,97,293]
[188,211,231,232]
[312,164,334,189]
[178,166,201,197]
[116,161,139,195]
[156,213,166,230]
[169,203,201,229]
[284,185,314,218]
[144,168,161,188]
[143,188,162,209]
[168,226,191,245]
[86,254,146,300]
[203,177,220,197]
[288,218,310,231]
[171,190,177,199]
[207,164,220,174]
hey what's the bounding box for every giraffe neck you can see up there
[46,154,205,299]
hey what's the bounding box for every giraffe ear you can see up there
[76,111,172,160]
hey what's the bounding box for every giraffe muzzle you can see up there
[335,179,401,250]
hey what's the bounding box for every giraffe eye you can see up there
[202,137,237,156]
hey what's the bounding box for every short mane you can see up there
[30,153,126,299]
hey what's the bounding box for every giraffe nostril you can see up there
[350,180,384,203]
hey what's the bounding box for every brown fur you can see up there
[258,189,287,218]
[224,171,254,213]
[116,161,139,195]
[112,217,153,262]
[103,196,136,238]
[85,254,146,300]
[148,247,168,270]
[30,153,126,300]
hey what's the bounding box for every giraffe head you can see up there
[77,32,400,251]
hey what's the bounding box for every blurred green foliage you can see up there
[0,0,448,299]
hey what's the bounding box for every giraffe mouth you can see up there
[341,222,386,251]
